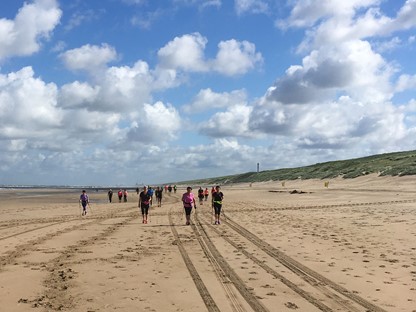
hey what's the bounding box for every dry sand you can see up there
[0,174,415,311]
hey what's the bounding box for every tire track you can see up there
[24,214,138,310]
[168,208,221,312]
[196,212,336,311]
[224,198,416,213]
[223,214,388,312]
[0,207,139,271]
[191,213,249,312]
[191,211,270,312]
[0,220,73,241]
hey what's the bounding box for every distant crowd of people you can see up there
[80,184,224,226]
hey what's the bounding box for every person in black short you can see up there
[212,185,224,225]
[198,187,204,205]
[139,186,152,224]
[155,186,163,207]
[182,186,196,225]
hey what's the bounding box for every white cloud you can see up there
[267,40,391,104]
[199,104,252,137]
[0,66,61,139]
[183,88,247,113]
[212,39,263,76]
[0,0,61,60]
[157,33,262,76]
[60,43,117,74]
[127,101,181,143]
[277,0,380,30]
[130,9,163,30]
[248,0,416,162]
[157,33,208,72]
[58,81,100,109]
[395,74,416,92]
[373,36,402,53]
[234,0,269,15]
[65,9,101,31]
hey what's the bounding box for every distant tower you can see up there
[257,163,259,173]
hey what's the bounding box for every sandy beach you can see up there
[1,175,415,312]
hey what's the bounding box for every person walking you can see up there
[198,187,204,205]
[212,185,224,225]
[155,186,163,207]
[182,186,196,225]
[79,190,89,216]
[118,189,123,203]
[138,186,152,224]
[108,189,113,203]
[204,188,209,201]
[123,189,128,202]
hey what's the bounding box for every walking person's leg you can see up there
[141,206,145,223]
[185,207,191,225]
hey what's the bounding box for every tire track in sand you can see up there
[222,214,388,312]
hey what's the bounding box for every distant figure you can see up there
[212,186,224,225]
[148,187,154,204]
[204,188,209,201]
[211,186,215,195]
[182,186,196,225]
[139,186,152,224]
[173,185,177,193]
[79,190,89,216]
[155,186,163,207]
[164,185,168,193]
[123,189,128,202]
[168,185,172,193]
[108,189,113,203]
[118,189,123,203]
[136,187,139,194]
[198,187,204,205]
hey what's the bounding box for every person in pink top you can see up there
[182,186,197,225]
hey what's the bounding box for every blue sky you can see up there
[1,0,416,186]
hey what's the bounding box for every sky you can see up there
[0,0,416,186]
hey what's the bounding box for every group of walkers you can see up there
[182,185,224,225]
[79,185,224,225]
[106,189,129,203]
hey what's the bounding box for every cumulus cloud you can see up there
[157,33,263,76]
[250,0,416,162]
[276,0,380,30]
[0,66,61,139]
[199,104,252,137]
[0,0,61,60]
[267,39,392,105]
[157,33,208,72]
[127,101,181,143]
[58,56,154,112]
[60,43,118,74]
[58,81,100,109]
[212,39,263,76]
[183,88,247,113]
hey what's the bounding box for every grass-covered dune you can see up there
[178,150,416,185]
